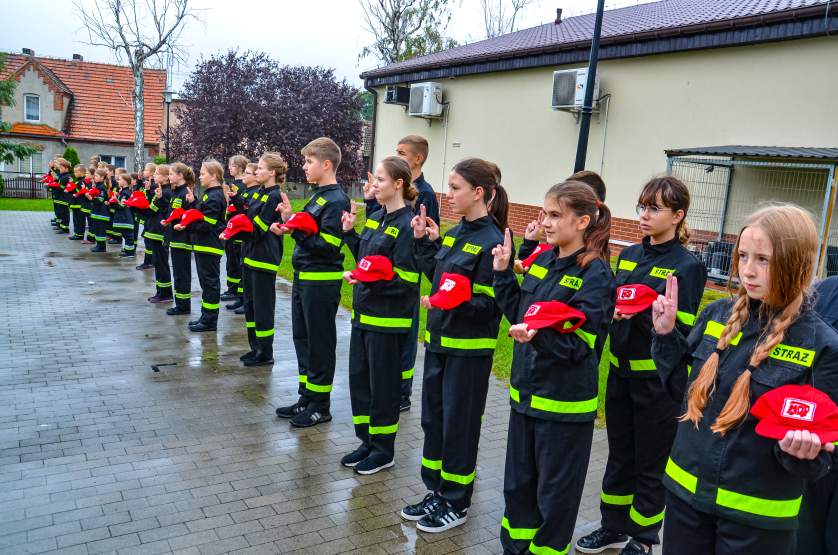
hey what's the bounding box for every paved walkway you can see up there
[0,211,612,555]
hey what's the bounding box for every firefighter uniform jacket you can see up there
[189,186,226,256]
[143,185,172,242]
[416,216,504,358]
[89,182,111,223]
[167,186,193,251]
[611,237,707,378]
[290,184,350,284]
[494,248,616,422]
[343,206,419,334]
[56,172,71,207]
[651,298,838,530]
[112,187,134,230]
[131,179,152,225]
[228,182,257,215]
[79,178,93,214]
[241,185,283,274]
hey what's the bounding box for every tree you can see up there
[480,0,534,38]
[0,53,38,166]
[63,147,81,167]
[169,51,364,186]
[75,0,198,171]
[359,0,458,64]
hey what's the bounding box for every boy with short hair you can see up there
[68,164,87,240]
[274,137,350,428]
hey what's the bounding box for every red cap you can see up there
[164,207,185,224]
[88,187,101,197]
[521,243,551,270]
[179,208,205,227]
[222,214,253,239]
[125,191,150,210]
[428,273,472,310]
[522,301,587,333]
[282,212,319,235]
[64,182,77,193]
[351,255,395,283]
[615,284,659,315]
[751,384,838,443]
[84,177,91,185]
[41,174,52,183]
[226,204,238,214]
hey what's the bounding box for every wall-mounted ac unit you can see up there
[409,82,443,118]
[384,85,410,106]
[551,68,599,111]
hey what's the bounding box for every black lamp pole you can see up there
[574,0,606,172]
[163,90,172,163]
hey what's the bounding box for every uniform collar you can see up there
[382,205,411,221]
[315,184,340,194]
[552,247,585,271]
[460,215,493,231]
[642,235,679,255]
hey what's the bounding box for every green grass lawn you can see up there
[281,198,732,422]
[0,198,54,211]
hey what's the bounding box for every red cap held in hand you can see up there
[163,207,185,224]
[615,284,659,315]
[521,243,551,270]
[125,191,149,210]
[226,204,237,214]
[282,212,319,235]
[64,182,77,193]
[179,208,205,228]
[88,187,101,197]
[751,384,838,443]
[351,255,394,283]
[428,273,472,310]
[522,301,587,333]
[222,214,253,239]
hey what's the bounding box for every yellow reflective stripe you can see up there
[252,215,268,232]
[364,219,380,230]
[170,242,193,250]
[315,196,327,206]
[297,271,343,281]
[149,204,159,212]
[227,277,241,284]
[560,275,583,290]
[677,310,696,326]
[769,344,816,368]
[629,506,665,527]
[422,457,441,471]
[528,263,548,280]
[704,320,741,346]
[243,257,279,272]
[439,336,497,350]
[629,359,656,371]
[472,284,495,298]
[201,301,220,310]
[319,231,342,247]
[245,321,255,328]
[394,267,419,283]
[601,492,634,506]
[529,542,569,555]
[384,225,399,238]
[510,386,520,403]
[369,423,399,435]
[617,259,637,271]
[203,216,218,225]
[305,381,332,393]
[353,415,370,425]
[687,364,693,376]
[144,232,164,241]
[573,327,597,350]
[193,245,224,256]
[175,292,192,299]
[255,328,275,338]
[172,199,182,208]
[665,457,697,494]
[462,242,482,255]
[442,235,455,247]
[650,266,676,279]
[609,353,619,367]
[530,395,597,415]
[501,516,537,541]
[716,488,801,519]
[441,468,475,485]
[401,367,414,379]
[353,311,412,329]
[156,281,172,288]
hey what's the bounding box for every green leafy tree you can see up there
[359,0,458,64]
[62,147,80,167]
[0,53,38,165]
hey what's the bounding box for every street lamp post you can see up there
[163,90,173,163]
[573,0,605,172]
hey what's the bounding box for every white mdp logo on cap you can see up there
[525,305,541,317]
[618,287,637,301]
[781,398,816,421]
[358,259,371,271]
[440,278,456,292]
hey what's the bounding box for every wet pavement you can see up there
[0,210,612,554]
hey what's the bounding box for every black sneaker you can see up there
[234,306,246,315]
[240,350,256,362]
[107,238,120,245]
[275,401,307,419]
[69,236,82,241]
[119,251,135,257]
[226,298,244,310]
[416,499,467,533]
[90,246,106,252]
[340,445,371,468]
[400,493,443,521]
[243,354,273,367]
[289,407,332,428]
[136,263,154,270]
[400,398,411,412]
[166,306,190,315]
[148,295,173,304]
[575,527,629,554]
[220,291,238,301]
[189,321,216,332]
[354,455,394,475]
[620,540,652,555]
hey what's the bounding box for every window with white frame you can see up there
[99,155,126,168]
[16,152,44,174]
[23,95,40,122]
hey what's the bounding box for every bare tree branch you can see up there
[359,0,457,64]
[480,0,534,38]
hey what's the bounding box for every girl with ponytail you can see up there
[494,180,616,555]
[651,204,838,555]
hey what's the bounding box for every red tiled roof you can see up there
[9,123,63,137]
[2,53,166,145]
[362,0,832,79]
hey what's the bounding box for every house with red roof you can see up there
[0,49,165,175]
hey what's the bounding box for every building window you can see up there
[99,155,126,168]
[23,95,40,122]
[17,152,44,174]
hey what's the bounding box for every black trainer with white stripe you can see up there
[416,499,467,533]
[400,493,442,521]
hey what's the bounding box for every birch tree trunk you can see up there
[132,56,145,172]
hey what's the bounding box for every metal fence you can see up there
[0,171,48,199]
[668,156,836,283]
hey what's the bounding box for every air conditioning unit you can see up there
[551,68,599,110]
[384,85,410,106]
[409,82,443,118]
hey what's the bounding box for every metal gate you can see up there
[667,156,836,283]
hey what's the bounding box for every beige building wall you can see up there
[1,67,67,130]
[370,36,838,221]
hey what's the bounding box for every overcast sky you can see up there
[2,0,656,91]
